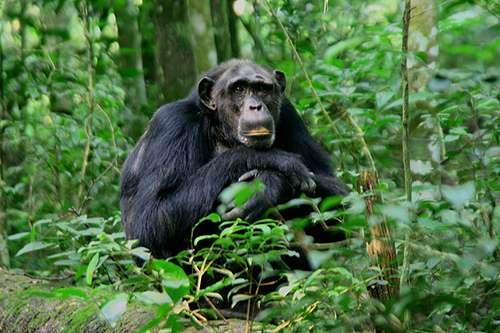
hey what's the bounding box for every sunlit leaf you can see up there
[101,293,128,327]
[86,253,100,285]
[16,241,53,256]
[441,181,475,208]
[151,260,190,303]
[231,293,254,309]
[7,232,30,240]
[130,247,151,262]
[54,287,89,300]
[135,291,172,305]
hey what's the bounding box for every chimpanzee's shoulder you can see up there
[148,98,202,132]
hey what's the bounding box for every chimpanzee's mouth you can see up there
[241,127,273,137]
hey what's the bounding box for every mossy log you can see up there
[0,268,259,333]
[0,268,156,332]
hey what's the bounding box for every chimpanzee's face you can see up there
[198,62,286,149]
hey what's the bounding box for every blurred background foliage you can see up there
[0,0,498,331]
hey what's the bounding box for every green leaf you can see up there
[193,234,218,246]
[441,181,475,208]
[7,232,30,240]
[151,260,190,303]
[130,247,151,262]
[218,181,262,207]
[320,195,343,212]
[381,204,409,224]
[135,291,172,305]
[325,37,363,61]
[200,213,222,223]
[54,287,89,300]
[86,253,100,286]
[16,241,53,256]
[231,294,255,309]
[101,293,128,327]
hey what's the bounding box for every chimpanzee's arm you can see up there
[121,102,314,257]
[275,100,348,197]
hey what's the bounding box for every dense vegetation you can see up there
[0,0,498,331]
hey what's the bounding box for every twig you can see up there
[202,295,227,322]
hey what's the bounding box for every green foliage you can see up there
[1,0,498,332]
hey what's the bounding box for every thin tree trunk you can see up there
[0,211,7,268]
[0,7,9,268]
[187,0,217,76]
[400,0,440,289]
[76,1,96,211]
[239,17,272,64]
[408,0,438,92]
[400,0,413,290]
[154,0,197,102]
[116,0,147,108]
[210,0,232,62]
[361,171,399,301]
[226,0,240,58]
[115,0,148,138]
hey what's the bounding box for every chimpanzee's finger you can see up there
[300,176,316,194]
[238,169,259,182]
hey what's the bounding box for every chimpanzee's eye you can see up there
[234,85,245,94]
[256,84,272,96]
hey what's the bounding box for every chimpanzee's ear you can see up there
[274,70,286,94]
[197,76,216,111]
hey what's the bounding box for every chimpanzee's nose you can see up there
[249,102,262,111]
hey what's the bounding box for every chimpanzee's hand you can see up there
[223,170,292,221]
[246,150,316,195]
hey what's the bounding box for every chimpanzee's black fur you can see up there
[120,60,347,259]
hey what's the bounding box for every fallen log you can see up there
[0,268,156,333]
[0,268,261,333]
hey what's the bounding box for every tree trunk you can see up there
[210,0,232,62]
[153,0,197,102]
[115,0,149,138]
[0,5,10,268]
[239,16,272,64]
[408,0,438,92]
[360,171,399,301]
[0,201,7,268]
[406,0,444,173]
[0,200,8,268]
[187,0,217,76]
[226,0,240,58]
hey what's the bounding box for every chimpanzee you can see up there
[120,59,347,260]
